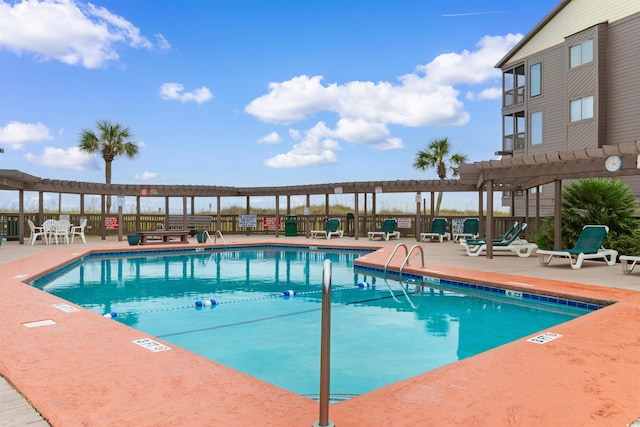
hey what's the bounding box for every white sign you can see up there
[133,338,171,352]
[239,214,257,227]
[52,303,80,313]
[452,218,464,234]
[398,217,412,228]
[23,320,57,328]
[527,332,562,344]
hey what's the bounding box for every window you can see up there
[503,64,525,106]
[503,111,525,151]
[530,111,542,145]
[570,96,594,122]
[530,62,541,97]
[570,39,593,68]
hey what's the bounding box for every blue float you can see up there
[406,279,416,284]
[282,290,296,297]
[104,312,118,318]
[195,299,216,307]
[357,281,371,288]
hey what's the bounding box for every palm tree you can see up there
[79,120,139,213]
[413,137,468,214]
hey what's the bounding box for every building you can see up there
[496,0,640,215]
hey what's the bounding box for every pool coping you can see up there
[2,241,640,426]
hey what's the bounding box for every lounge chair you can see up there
[620,255,640,274]
[461,223,537,257]
[452,217,479,242]
[420,218,451,243]
[27,219,47,245]
[368,218,400,241]
[310,218,343,239]
[537,225,617,269]
[70,218,88,244]
[460,220,518,245]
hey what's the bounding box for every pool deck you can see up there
[1,234,640,426]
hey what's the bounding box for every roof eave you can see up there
[495,0,573,69]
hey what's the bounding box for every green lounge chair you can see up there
[420,218,451,243]
[368,218,400,241]
[537,225,617,269]
[453,217,479,242]
[310,218,343,239]
[461,220,518,245]
[462,223,537,257]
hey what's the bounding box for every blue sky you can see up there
[0,0,559,212]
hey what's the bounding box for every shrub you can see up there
[535,178,640,253]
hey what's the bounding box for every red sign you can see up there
[105,216,119,230]
[263,217,281,230]
[139,188,149,196]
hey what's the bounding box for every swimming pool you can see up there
[33,246,594,400]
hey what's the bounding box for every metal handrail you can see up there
[399,244,425,276]
[204,230,226,246]
[384,243,425,280]
[314,260,334,427]
[384,243,409,276]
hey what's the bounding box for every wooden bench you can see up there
[138,230,190,245]
[166,215,214,235]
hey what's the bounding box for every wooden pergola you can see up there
[0,170,478,243]
[2,141,639,255]
[459,141,640,254]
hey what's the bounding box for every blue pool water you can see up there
[34,246,593,400]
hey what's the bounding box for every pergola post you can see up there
[371,191,376,235]
[486,180,494,259]
[245,196,250,236]
[216,196,221,232]
[478,190,484,238]
[415,192,421,241]
[18,189,24,244]
[354,191,359,240]
[554,180,562,250]
[101,194,106,240]
[275,195,280,238]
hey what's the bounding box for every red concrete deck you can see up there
[1,236,639,426]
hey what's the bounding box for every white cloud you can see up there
[257,132,282,144]
[0,0,168,68]
[24,146,99,170]
[246,34,522,167]
[265,122,339,168]
[133,171,158,180]
[466,87,502,101]
[417,34,522,86]
[0,121,53,149]
[159,83,213,104]
[246,75,338,124]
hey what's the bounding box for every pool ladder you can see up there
[203,230,226,246]
[384,243,425,279]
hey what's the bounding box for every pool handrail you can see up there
[385,244,425,279]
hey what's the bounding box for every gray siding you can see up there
[565,25,599,151]
[527,47,566,154]
[502,10,640,217]
[607,12,640,145]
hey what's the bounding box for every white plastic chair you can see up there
[51,219,71,244]
[27,219,47,245]
[70,218,88,244]
[42,219,57,245]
